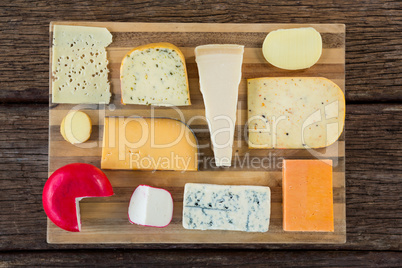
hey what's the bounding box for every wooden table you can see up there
[0,0,401,266]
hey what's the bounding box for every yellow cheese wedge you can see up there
[262,27,322,70]
[60,111,92,144]
[101,117,198,171]
[248,77,345,149]
[120,43,190,106]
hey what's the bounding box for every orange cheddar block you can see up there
[282,159,334,232]
[101,117,198,171]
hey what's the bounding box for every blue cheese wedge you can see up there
[120,43,190,106]
[51,25,112,104]
[195,44,244,167]
[248,77,345,149]
[182,183,271,232]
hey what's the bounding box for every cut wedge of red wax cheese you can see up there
[195,44,244,167]
[43,163,114,232]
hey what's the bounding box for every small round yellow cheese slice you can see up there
[60,111,92,144]
[262,27,322,70]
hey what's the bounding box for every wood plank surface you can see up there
[47,22,346,244]
[0,0,401,265]
[1,250,401,267]
[1,103,400,250]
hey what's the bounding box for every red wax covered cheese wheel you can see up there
[43,163,114,232]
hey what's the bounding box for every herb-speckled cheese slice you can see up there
[51,25,112,104]
[182,183,271,232]
[248,77,345,149]
[120,43,190,106]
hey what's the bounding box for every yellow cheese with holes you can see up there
[248,77,345,149]
[262,27,322,70]
[51,25,112,103]
[60,111,92,144]
[120,43,190,106]
[101,117,198,171]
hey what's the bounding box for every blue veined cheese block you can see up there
[182,183,271,232]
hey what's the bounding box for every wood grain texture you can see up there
[0,0,401,103]
[0,0,401,265]
[1,103,400,250]
[46,22,346,244]
[0,250,401,267]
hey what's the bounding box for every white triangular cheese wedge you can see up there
[195,45,244,167]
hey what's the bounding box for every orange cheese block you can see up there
[282,159,334,232]
[101,117,198,171]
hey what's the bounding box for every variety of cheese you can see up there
[60,111,92,144]
[182,183,271,232]
[195,44,244,167]
[101,117,198,171]
[51,25,112,104]
[120,43,190,106]
[52,25,338,234]
[248,77,345,149]
[262,27,322,70]
[128,185,174,227]
[282,159,334,232]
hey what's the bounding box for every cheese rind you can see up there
[195,44,244,166]
[60,111,92,144]
[247,77,345,149]
[282,159,334,232]
[120,43,190,106]
[101,117,198,171]
[128,185,173,227]
[262,27,322,70]
[182,183,271,232]
[51,25,112,104]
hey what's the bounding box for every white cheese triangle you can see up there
[195,45,244,167]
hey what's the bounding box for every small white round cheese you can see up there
[128,185,173,227]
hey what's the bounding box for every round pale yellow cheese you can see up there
[60,111,92,144]
[262,27,322,70]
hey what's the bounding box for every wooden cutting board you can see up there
[48,22,346,244]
